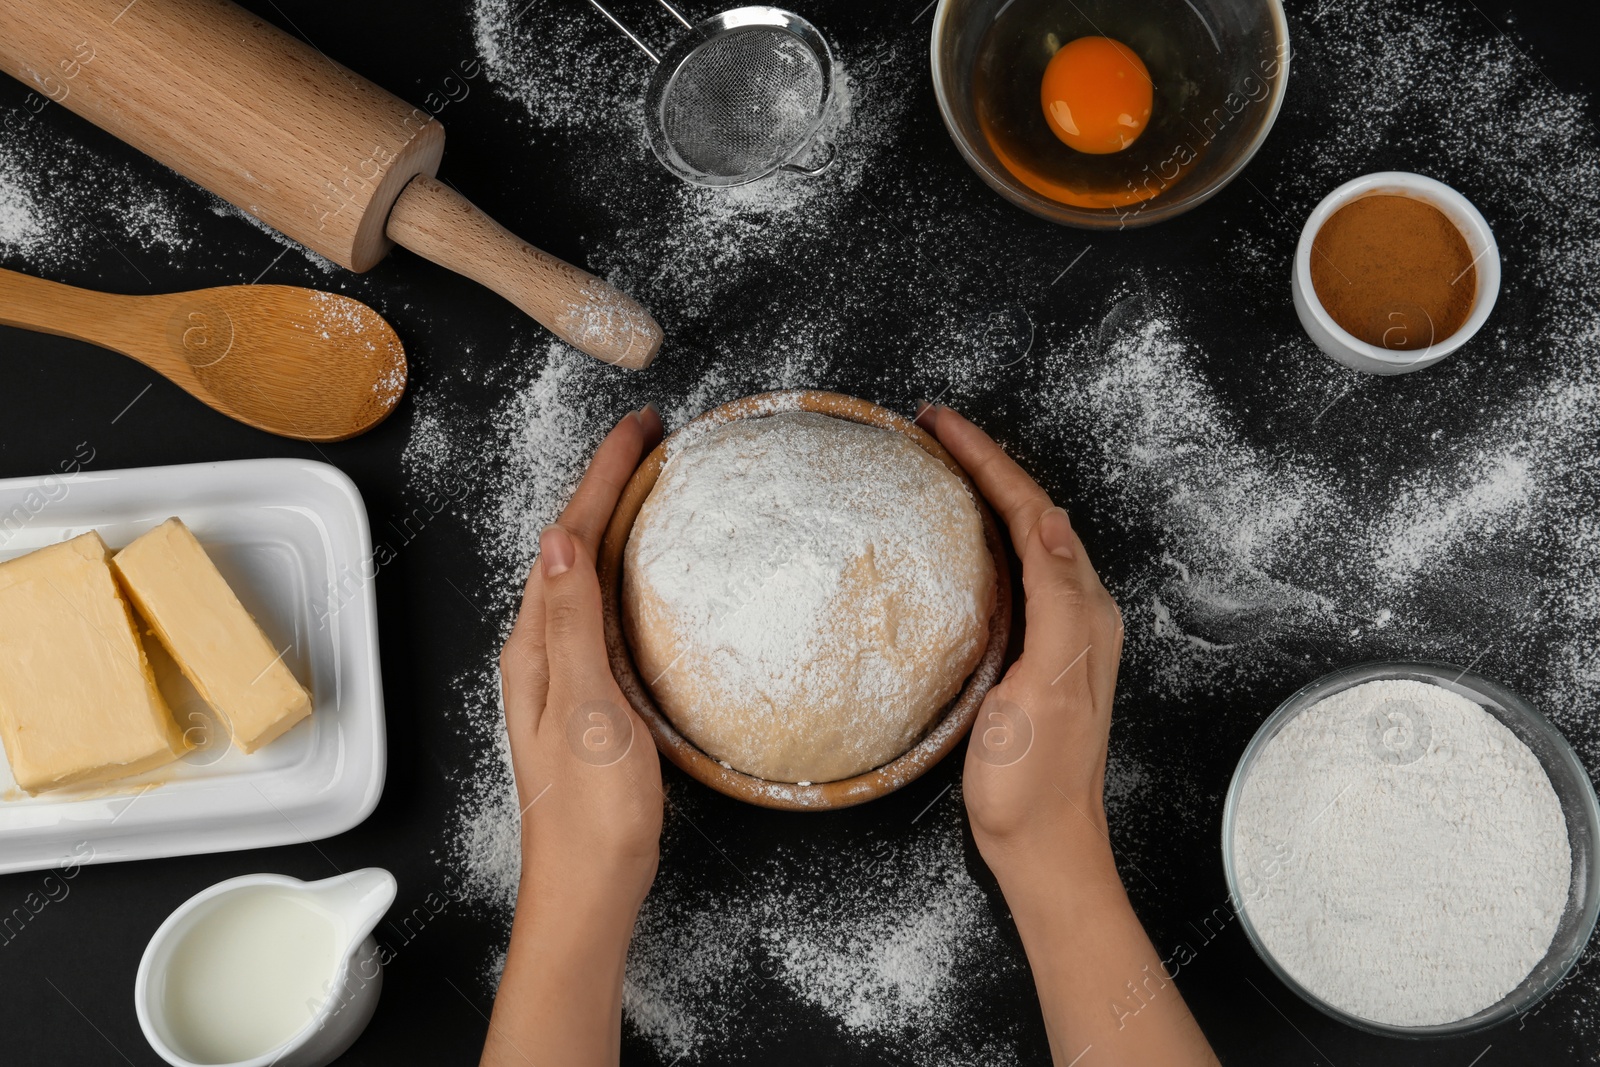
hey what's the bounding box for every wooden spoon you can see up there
[0,267,406,442]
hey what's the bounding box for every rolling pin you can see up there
[0,0,662,370]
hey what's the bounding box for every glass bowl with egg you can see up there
[930,0,1289,228]
[1222,661,1600,1036]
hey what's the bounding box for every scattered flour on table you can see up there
[764,839,995,1039]
[472,0,643,134]
[0,119,196,268]
[620,800,1021,1064]
[1233,679,1570,1027]
[0,171,46,258]
[207,201,340,273]
[1048,309,1356,698]
[440,668,522,920]
[622,875,762,1061]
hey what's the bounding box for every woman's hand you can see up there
[916,401,1123,872]
[500,404,665,911]
[483,406,664,1067]
[917,402,1218,1067]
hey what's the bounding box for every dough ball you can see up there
[622,410,995,783]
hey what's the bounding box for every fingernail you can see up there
[913,399,935,422]
[1039,507,1076,559]
[540,525,574,577]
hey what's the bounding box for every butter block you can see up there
[112,519,312,754]
[0,532,190,794]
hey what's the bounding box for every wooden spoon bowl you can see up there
[597,390,1013,811]
[0,268,406,442]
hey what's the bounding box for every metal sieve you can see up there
[587,0,836,187]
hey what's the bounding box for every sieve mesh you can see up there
[659,27,827,181]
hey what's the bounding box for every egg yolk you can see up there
[1040,36,1153,155]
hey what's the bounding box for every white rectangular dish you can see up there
[0,459,385,874]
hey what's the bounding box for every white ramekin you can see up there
[1291,172,1499,375]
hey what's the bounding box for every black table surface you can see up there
[3,0,1599,1063]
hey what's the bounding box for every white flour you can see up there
[0,119,194,268]
[1233,679,1571,1026]
[208,201,338,273]
[619,797,1022,1065]
[0,172,45,257]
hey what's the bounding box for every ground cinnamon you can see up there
[1310,194,1476,351]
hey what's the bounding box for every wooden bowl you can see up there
[597,390,1012,810]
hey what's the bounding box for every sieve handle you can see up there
[386,176,662,370]
[781,144,837,178]
[586,0,696,65]
[654,0,695,30]
[588,0,662,63]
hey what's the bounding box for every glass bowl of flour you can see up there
[1224,660,1600,1036]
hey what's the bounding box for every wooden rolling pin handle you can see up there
[385,176,662,370]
